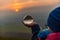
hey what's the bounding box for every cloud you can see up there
[0,0,59,10]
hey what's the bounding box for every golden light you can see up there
[9,2,24,12]
[16,9,19,12]
[14,3,19,12]
[13,0,19,12]
[0,0,59,12]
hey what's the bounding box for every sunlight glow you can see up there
[14,0,19,12]
[13,3,19,12]
[15,8,19,13]
[0,0,59,12]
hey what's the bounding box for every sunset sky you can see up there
[0,0,59,12]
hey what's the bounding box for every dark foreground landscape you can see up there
[0,32,32,40]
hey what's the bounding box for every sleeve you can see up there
[37,29,51,40]
[31,24,40,40]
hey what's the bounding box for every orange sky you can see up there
[0,0,59,12]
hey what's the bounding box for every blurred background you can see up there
[0,0,60,40]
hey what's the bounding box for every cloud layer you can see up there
[0,0,59,10]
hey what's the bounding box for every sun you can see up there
[15,3,19,12]
[13,0,19,12]
[16,9,19,12]
[12,3,20,12]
